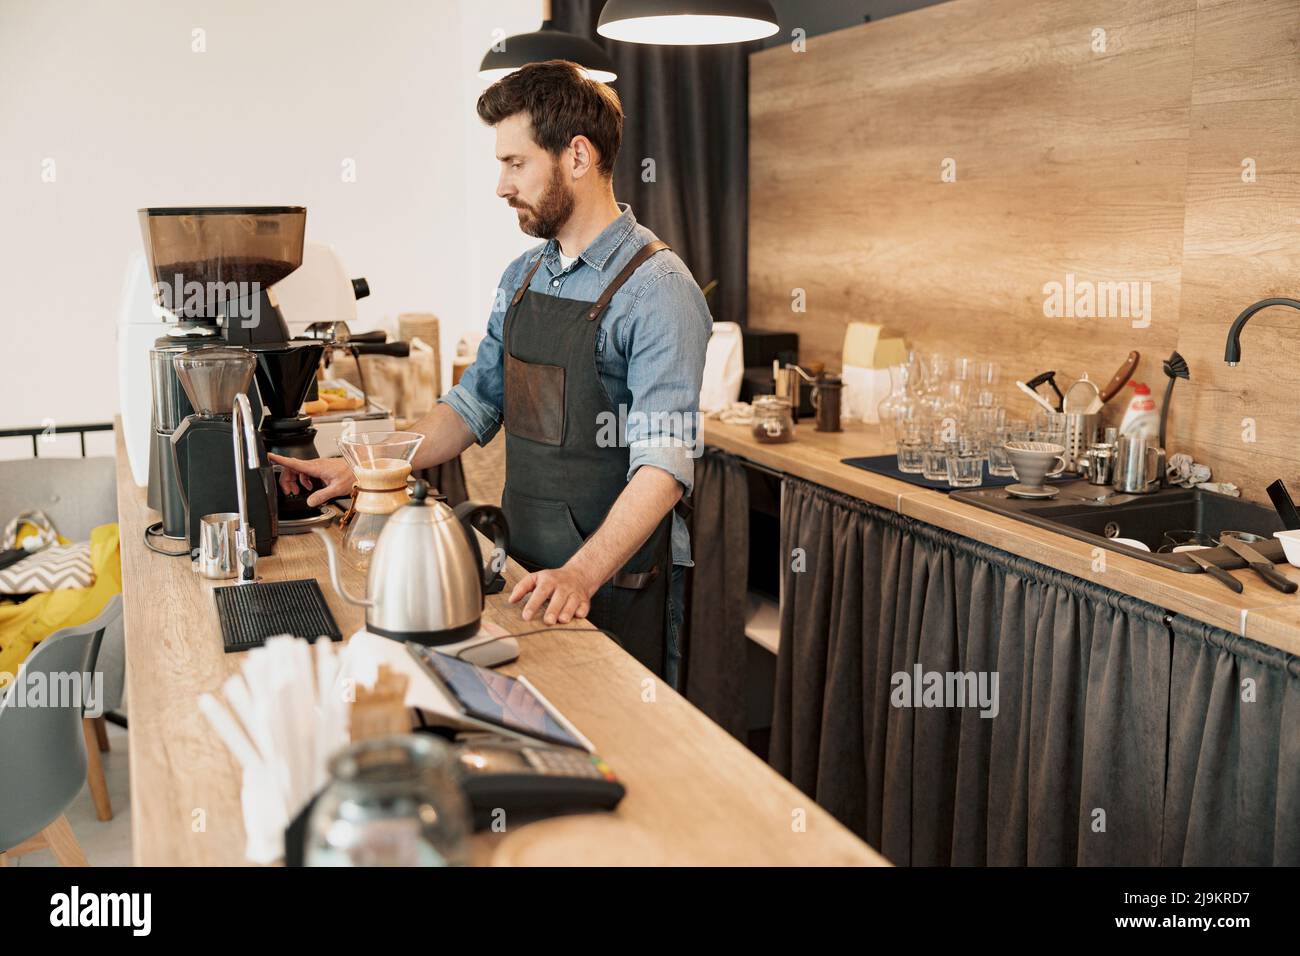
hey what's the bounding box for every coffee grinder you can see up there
[170,348,277,556]
[139,206,322,544]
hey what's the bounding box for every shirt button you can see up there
[552,279,560,287]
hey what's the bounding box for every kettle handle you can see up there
[453,501,510,597]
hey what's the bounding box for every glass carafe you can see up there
[876,350,922,447]
[338,430,424,571]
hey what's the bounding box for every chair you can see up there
[0,595,121,866]
[0,454,124,820]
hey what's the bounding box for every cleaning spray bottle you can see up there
[1119,381,1159,439]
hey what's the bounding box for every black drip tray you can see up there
[214,578,343,653]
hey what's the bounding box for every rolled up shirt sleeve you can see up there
[438,262,519,446]
[622,271,713,495]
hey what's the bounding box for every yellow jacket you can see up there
[0,523,121,682]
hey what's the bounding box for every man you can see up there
[272,60,712,686]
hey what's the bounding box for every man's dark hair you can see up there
[477,60,623,176]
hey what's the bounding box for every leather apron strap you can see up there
[585,240,668,322]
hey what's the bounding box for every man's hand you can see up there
[268,453,354,508]
[508,563,601,625]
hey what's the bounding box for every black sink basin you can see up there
[950,483,1286,572]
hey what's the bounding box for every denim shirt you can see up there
[441,204,712,566]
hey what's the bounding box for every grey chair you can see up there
[0,595,121,866]
[0,456,124,716]
[0,455,123,820]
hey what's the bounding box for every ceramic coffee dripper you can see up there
[1004,440,1068,489]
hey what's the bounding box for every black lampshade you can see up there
[479,21,618,83]
[597,0,779,45]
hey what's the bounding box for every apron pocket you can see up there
[505,352,565,446]
[502,487,586,570]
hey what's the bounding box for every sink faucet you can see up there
[231,392,260,582]
[1224,297,1300,366]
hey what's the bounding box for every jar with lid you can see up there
[751,395,795,443]
[304,734,470,867]
[813,373,843,432]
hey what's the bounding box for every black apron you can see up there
[501,239,674,676]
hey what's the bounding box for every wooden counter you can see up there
[702,419,1300,659]
[113,423,885,867]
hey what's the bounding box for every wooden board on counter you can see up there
[703,419,1300,658]
[113,422,885,867]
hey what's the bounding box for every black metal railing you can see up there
[0,422,114,458]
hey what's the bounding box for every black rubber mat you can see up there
[213,578,342,653]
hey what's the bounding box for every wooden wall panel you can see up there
[749,0,1300,501]
[1173,0,1300,502]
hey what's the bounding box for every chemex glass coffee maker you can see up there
[337,431,425,571]
[139,206,329,549]
[170,347,277,557]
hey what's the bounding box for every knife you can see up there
[1266,479,1300,530]
[1185,550,1243,593]
[1098,351,1140,404]
[1221,535,1298,593]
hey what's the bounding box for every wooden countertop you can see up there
[702,419,1300,659]
[113,422,885,867]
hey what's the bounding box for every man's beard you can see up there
[510,164,575,239]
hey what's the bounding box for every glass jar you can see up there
[305,734,470,867]
[751,395,795,443]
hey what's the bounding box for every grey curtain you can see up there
[772,476,1297,866]
[552,0,752,327]
[683,448,750,740]
[1163,617,1300,865]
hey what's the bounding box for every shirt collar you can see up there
[544,203,637,273]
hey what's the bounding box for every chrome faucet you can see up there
[231,393,261,582]
[1224,297,1300,366]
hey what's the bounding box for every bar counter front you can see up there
[112,424,884,867]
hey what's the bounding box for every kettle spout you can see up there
[311,528,373,608]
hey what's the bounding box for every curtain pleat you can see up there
[772,476,1292,866]
[1163,618,1300,865]
[683,449,749,740]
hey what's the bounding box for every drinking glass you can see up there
[945,435,985,487]
[1032,409,1068,447]
[986,427,1014,476]
[922,441,949,481]
[897,434,925,473]
[895,420,925,473]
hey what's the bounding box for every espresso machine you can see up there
[170,347,278,556]
[139,206,333,543]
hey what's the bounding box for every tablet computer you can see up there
[406,643,590,751]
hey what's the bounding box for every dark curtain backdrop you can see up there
[552,1,753,327]
[682,448,750,739]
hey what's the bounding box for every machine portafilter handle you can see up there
[231,393,261,582]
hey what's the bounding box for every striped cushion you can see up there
[0,542,94,594]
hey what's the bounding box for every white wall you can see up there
[0,0,540,458]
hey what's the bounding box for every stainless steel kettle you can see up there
[316,481,508,645]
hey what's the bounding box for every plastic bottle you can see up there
[1119,381,1159,439]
